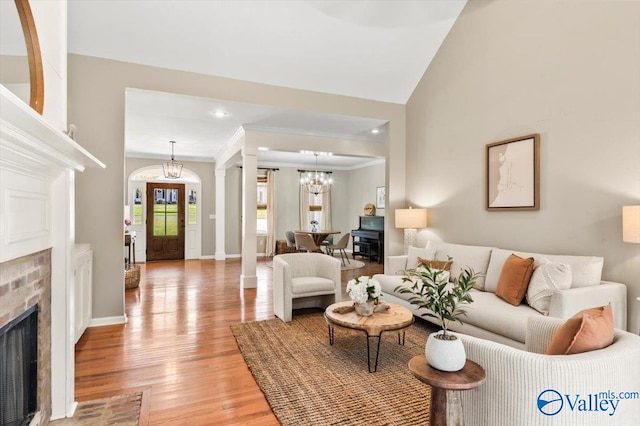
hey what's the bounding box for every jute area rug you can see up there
[231,312,434,425]
[50,389,150,426]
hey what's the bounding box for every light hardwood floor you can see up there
[74,257,384,425]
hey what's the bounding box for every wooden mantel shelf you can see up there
[0,86,105,176]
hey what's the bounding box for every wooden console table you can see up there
[408,355,485,426]
[124,231,136,267]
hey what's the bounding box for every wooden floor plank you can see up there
[75,257,383,424]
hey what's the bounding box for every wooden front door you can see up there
[146,182,185,261]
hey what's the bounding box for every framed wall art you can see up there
[486,134,540,211]
[376,186,385,209]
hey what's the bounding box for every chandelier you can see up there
[162,140,183,179]
[299,152,333,196]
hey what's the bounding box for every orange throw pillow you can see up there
[417,257,452,271]
[546,304,614,355]
[495,254,534,306]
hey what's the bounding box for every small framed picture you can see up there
[486,134,540,211]
[376,186,385,209]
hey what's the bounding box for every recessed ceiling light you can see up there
[212,111,227,118]
[371,128,380,134]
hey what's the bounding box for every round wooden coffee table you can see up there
[408,355,486,426]
[324,301,414,372]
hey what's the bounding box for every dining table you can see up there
[294,230,341,247]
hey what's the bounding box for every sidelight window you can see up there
[132,188,143,225]
[188,190,197,225]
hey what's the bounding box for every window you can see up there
[188,190,197,224]
[307,192,323,230]
[153,188,179,236]
[257,178,267,234]
[132,188,143,225]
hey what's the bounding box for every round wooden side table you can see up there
[408,355,485,426]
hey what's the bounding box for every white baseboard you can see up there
[199,255,216,260]
[89,314,128,327]
[66,401,78,418]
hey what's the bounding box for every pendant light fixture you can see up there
[162,140,183,179]
[299,152,333,196]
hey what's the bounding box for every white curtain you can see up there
[266,170,277,257]
[299,184,309,230]
[321,187,332,231]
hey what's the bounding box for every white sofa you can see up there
[456,316,640,426]
[373,241,627,349]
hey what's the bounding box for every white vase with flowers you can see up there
[346,275,381,316]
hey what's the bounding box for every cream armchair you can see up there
[455,316,640,426]
[273,253,342,322]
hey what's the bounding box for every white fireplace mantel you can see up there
[0,85,105,420]
[1,86,104,180]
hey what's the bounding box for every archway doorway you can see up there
[127,166,202,262]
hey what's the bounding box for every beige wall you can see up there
[69,54,405,320]
[348,162,386,249]
[125,157,216,256]
[223,165,242,256]
[406,0,640,331]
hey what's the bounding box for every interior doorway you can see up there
[127,166,202,262]
[146,182,185,261]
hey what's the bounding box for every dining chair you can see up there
[320,234,334,253]
[326,232,350,265]
[285,231,297,250]
[294,233,320,253]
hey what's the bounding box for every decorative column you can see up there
[241,146,258,289]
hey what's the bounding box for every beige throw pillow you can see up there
[406,247,437,270]
[526,258,572,314]
[415,257,452,283]
[417,257,452,271]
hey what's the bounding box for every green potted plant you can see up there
[395,265,480,371]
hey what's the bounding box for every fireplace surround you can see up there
[1,86,103,422]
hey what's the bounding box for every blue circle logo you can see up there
[537,389,563,416]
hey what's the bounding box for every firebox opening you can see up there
[0,304,38,426]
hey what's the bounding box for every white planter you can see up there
[425,331,466,372]
[354,300,374,316]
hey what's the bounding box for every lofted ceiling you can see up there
[68,0,466,168]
